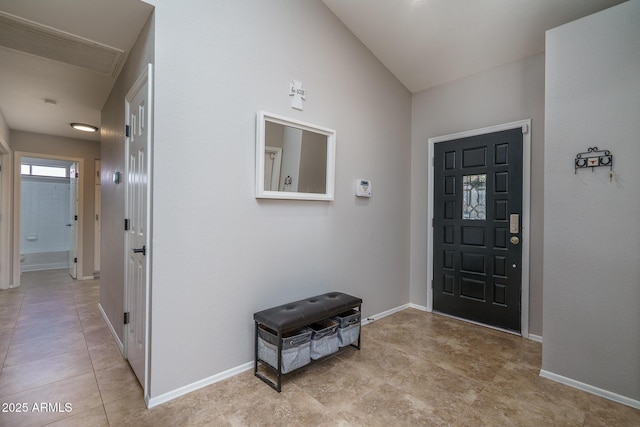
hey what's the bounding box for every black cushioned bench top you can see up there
[254,292,362,333]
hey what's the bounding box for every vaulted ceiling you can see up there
[0,0,627,142]
[322,0,627,93]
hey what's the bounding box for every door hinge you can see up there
[125,125,130,138]
[74,258,77,263]
[124,218,130,231]
[75,172,79,178]
[124,312,130,325]
[74,215,78,221]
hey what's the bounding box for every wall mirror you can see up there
[256,111,336,201]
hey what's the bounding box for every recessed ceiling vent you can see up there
[0,11,124,77]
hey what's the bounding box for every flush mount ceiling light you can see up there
[70,123,99,132]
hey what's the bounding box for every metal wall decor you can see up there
[574,147,613,173]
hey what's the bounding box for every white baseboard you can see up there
[540,369,640,410]
[21,262,69,272]
[146,303,415,406]
[361,303,410,326]
[408,303,428,312]
[147,362,254,408]
[98,303,124,355]
[143,303,549,408]
[528,333,543,343]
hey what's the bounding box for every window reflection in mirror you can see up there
[264,121,327,194]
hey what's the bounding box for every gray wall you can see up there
[100,13,154,345]
[410,53,546,336]
[298,131,327,194]
[543,0,640,401]
[147,0,411,397]
[10,131,100,278]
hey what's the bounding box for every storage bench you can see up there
[253,292,362,392]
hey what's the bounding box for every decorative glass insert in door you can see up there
[462,174,486,220]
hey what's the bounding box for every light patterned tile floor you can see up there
[1,270,639,426]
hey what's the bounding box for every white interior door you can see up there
[68,163,78,279]
[125,64,152,390]
[264,146,282,191]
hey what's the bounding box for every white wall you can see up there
[20,177,72,270]
[542,0,640,403]
[147,0,411,398]
[410,53,546,335]
[21,178,71,253]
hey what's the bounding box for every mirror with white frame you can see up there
[256,111,336,201]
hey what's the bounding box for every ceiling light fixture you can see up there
[70,123,99,132]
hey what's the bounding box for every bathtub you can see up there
[20,251,70,272]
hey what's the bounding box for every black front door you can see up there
[433,128,523,332]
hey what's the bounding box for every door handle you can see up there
[510,236,520,245]
[132,245,146,256]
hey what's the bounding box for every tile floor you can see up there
[1,270,640,426]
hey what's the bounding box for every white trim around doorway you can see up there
[427,119,531,339]
[13,151,85,287]
[0,136,12,289]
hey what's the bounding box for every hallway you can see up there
[2,270,640,426]
[0,270,140,426]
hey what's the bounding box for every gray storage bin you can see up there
[332,310,361,347]
[257,326,312,374]
[331,309,361,328]
[309,319,339,360]
[336,323,360,347]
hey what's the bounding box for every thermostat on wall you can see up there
[355,179,372,197]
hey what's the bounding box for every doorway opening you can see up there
[13,152,84,287]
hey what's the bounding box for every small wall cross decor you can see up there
[289,80,306,110]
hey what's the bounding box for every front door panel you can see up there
[433,128,523,331]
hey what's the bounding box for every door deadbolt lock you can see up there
[510,236,520,245]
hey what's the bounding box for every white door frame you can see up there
[94,160,101,274]
[123,63,153,402]
[0,135,12,289]
[427,119,531,338]
[12,152,84,287]
[264,146,282,191]
[69,163,79,279]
